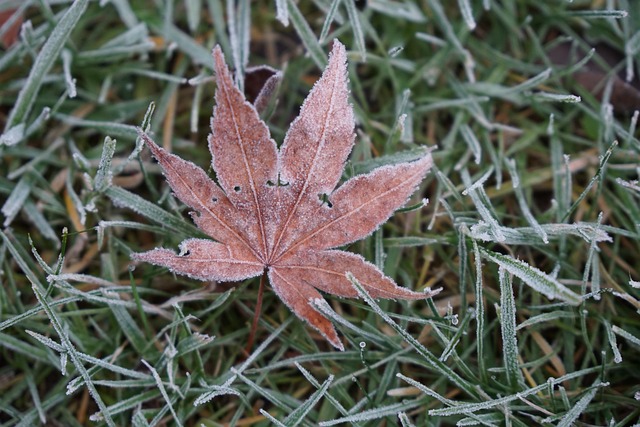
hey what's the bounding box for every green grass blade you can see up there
[498,267,525,389]
[104,186,202,237]
[30,284,116,427]
[287,0,326,68]
[480,247,581,305]
[283,374,333,426]
[4,0,89,133]
[347,273,479,398]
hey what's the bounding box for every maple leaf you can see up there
[133,40,438,350]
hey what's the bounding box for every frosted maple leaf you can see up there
[134,40,439,350]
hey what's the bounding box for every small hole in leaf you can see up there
[267,175,289,187]
[277,173,289,187]
[211,197,218,203]
[234,186,241,192]
[318,193,333,208]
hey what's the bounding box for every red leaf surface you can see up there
[133,41,438,350]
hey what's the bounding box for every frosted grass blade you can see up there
[141,360,183,427]
[0,293,98,332]
[0,123,24,146]
[2,172,34,227]
[53,114,138,138]
[275,0,289,26]
[461,169,505,242]
[64,350,152,384]
[460,124,481,164]
[26,372,46,423]
[344,0,365,61]
[105,186,202,237]
[161,23,214,67]
[516,311,575,330]
[90,390,159,421]
[426,0,475,81]
[109,0,138,28]
[612,326,640,348]
[383,236,442,247]
[287,0,326,68]
[498,267,524,388]
[25,330,65,353]
[185,0,201,32]
[24,199,59,245]
[283,375,333,426]
[429,367,601,416]
[347,273,478,398]
[132,409,151,427]
[176,333,215,357]
[232,368,292,409]
[77,43,155,62]
[440,308,472,362]
[369,1,425,22]
[479,247,581,305]
[318,0,341,43]
[0,230,44,292]
[472,238,486,379]
[469,222,611,245]
[505,68,551,94]
[416,32,446,47]
[294,362,350,416]
[532,92,581,103]
[4,0,89,133]
[397,373,457,406]
[504,158,548,243]
[561,141,617,222]
[248,352,360,374]
[30,284,116,427]
[61,49,76,97]
[123,68,189,83]
[457,0,476,30]
[603,320,622,363]
[101,23,148,48]
[312,298,388,346]
[565,10,628,18]
[555,382,606,427]
[193,319,292,405]
[0,331,57,367]
[109,304,146,354]
[207,0,230,53]
[319,401,421,426]
[582,212,603,299]
[260,409,286,426]
[461,167,492,195]
[94,136,117,192]
[237,0,251,74]
[398,412,415,427]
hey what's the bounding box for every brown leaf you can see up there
[133,40,438,349]
[244,65,282,114]
[547,41,640,112]
[0,9,23,49]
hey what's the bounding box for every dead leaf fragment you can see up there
[133,40,437,350]
[548,41,640,112]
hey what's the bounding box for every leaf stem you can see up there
[245,270,267,353]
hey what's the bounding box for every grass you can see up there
[1,0,640,425]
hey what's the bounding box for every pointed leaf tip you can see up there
[213,45,233,88]
[329,39,346,60]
